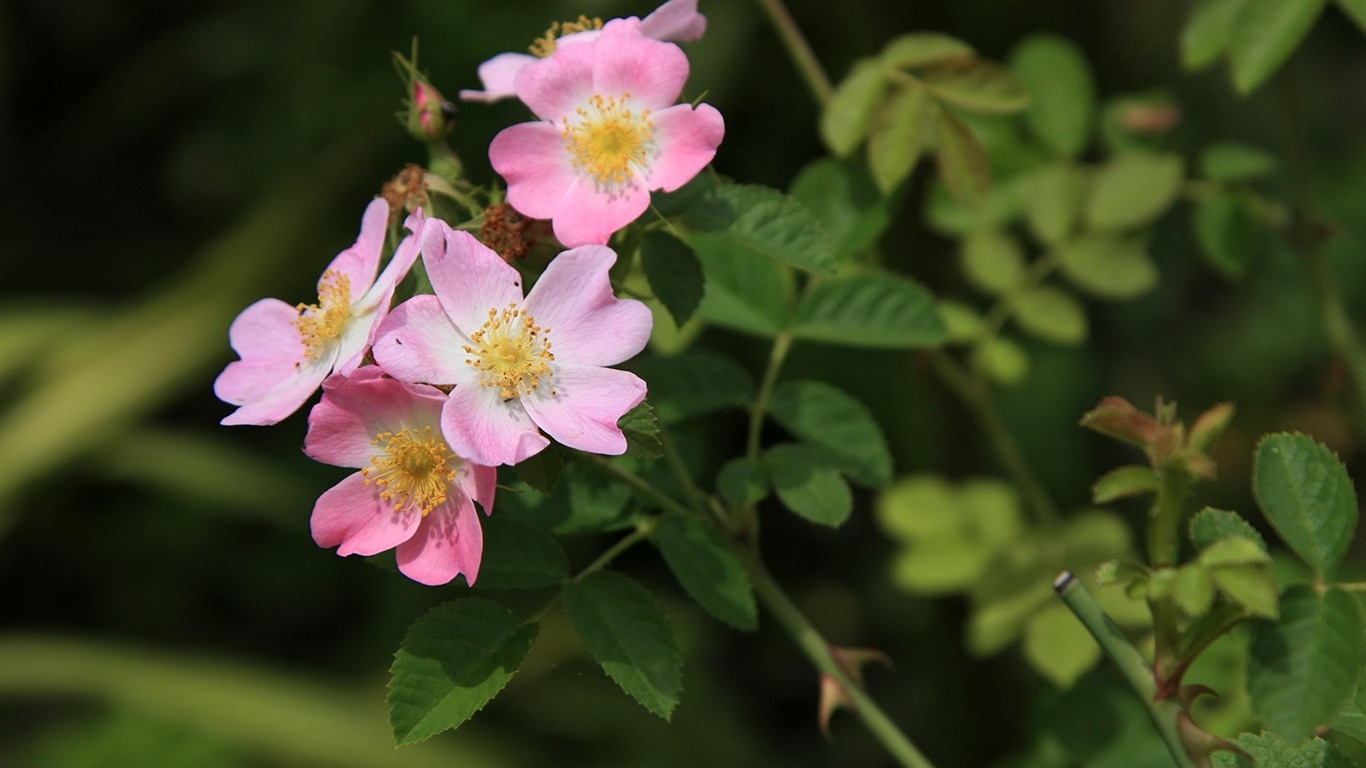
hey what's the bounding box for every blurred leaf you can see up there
[970,581,1055,654]
[926,176,1023,235]
[619,401,662,460]
[1212,732,1355,768]
[765,443,853,527]
[1253,432,1359,578]
[683,184,835,274]
[920,59,1029,114]
[1023,163,1086,245]
[476,515,569,590]
[1010,35,1096,157]
[1056,236,1159,300]
[516,442,566,495]
[655,515,757,631]
[939,300,985,343]
[1013,286,1088,346]
[1200,141,1277,181]
[389,599,538,744]
[960,229,1026,295]
[769,380,893,487]
[1172,565,1217,616]
[935,106,992,208]
[690,234,794,337]
[789,272,946,348]
[1194,192,1262,279]
[820,59,886,156]
[640,231,704,328]
[540,462,633,534]
[1332,685,1366,743]
[1199,536,1273,567]
[1190,506,1267,551]
[1211,565,1280,618]
[1085,151,1185,231]
[1092,465,1160,503]
[878,476,1022,593]
[880,33,975,70]
[0,304,94,385]
[974,336,1030,385]
[1247,586,1364,741]
[631,351,753,424]
[717,457,770,506]
[1338,0,1366,31]
[563,571,682,719]
[790,156,896,264]
[1023,602,1099,687]
[1182,0,1249,70]
[868,82,929,193]
[1229,0,1330,94]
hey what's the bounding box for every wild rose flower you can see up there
[305,366,496,586]
[214,199,422,426]
[488,17,724,247]
[459,0,707,104]
[372,220,651,467]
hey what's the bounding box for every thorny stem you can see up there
[752,0,833,105]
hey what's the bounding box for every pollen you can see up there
[462,302,556,400]
[294,270,352,360]
[562,93,655,190]
[529,15,603,57]
[362,426,458,516]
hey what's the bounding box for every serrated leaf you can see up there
[389,599,538,744]
[640,231,704,327]
[1199,536,1273,567]
[789,271,946,348]
[820,59,887,156]
[683,184,835,274]
[1009,35,1095,158]
[1201,141,1277,181]
[1182,0,1249,70]
[1194,192,1261,279]
[1247,586,1364,740]
[1253,432,1359,578]
[1211,565,1280,618]
[920,59,1029,114]
[765,443,853,527]
[769,380,893,487]
[476,515,569,589]
[1172,565,1217,616]
[655,515,757,630]
[935,107,992,208]
[689,231,794,337]
[1230,0,1330,95]
[618,401,662,459]
[880,33,975,70]
[1086,152,1185,231]
[1013,285,1087,346]
[1092,465,1160,503]
[1055,236,1159,300]
[960,229,1026,295]
[1213,731,1356,768]
[541,462,633,534]
[630,352,753,424]
[789,156,895,264]
[1024,163,1085,245]
[516,443,566,494]
[867,82,929,193]
[563,571,683,719]
[1190,506,1267,551]
[717,456,769,506]
[1023,601,1099,687]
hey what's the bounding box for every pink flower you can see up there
[372,220,651,467]
[214,199,422,425]
[488,18,724,247]
[305,366,496,586]
[459,0,707,104]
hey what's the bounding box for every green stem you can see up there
[574,520,656,582]
[752,0,833,105]
[1054,572,1198,768]
[747,331,794,461]
[658,428,708,519]
[1147,467,1193,680]
[583,455,691,518]
[745,552,938,768]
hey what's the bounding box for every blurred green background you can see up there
[2,1,1365,766]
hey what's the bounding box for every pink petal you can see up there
[441,381,548,467]
[591,19,690,110]
[311,471,422,556]
[549,175,650,247]
[304,367,447,468]
[372,295,477,386]
[490,122,580,222]
[395,495,485,586]
[423,224,527,335]
[516,40,598,120]
[645,103,724,192]
[640,0,707,42]
[322,198,390,303]
[215,298,307,405]
[525,246,652,366]
[459,52,537,103]
[522,364,647,455]
[463,463,498,517]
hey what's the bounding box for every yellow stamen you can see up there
[562,93,654,190]
[529,15,603,57]
[362,426,458,515]
[462,302,556,400]
[294,270,352,360]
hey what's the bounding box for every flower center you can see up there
[529,15,602,57]
[362,426,457,515]
[462,302,556,400]
[294,270,352,360]
[563,94,655,190]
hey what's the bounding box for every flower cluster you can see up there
[214,1,719,587]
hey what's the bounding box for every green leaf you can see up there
[768,380,893,487]
[619,401,662,459]
[563,571,683,719]
[1229,0,1330,94]
[1200,141,1277,181]
[920,59,1030,114]
[689,232,794,337]
[935,106,992,208]
[1253,432,1359,577]
[1190,506,1267,551]
[789,271,946,348]
[1198,536,1272,567]
[515,443,566,494]
[789,157,895,266]
[540,462,633,534]
[880,33,975,70]
[1022,602,1099,687]
[1023,163,1085,245]
[867,82,929,193]
[1092,465,1160,503]
[655,515,758,630]
[959,229,1026,295]
[1055,236,1159,300]
[1012,286,1087,346]
[1213,732,1356,768]
[1194,192,1262,279]
[820,59,887,155]
[1172,565,1217,616]
[388,599,538,744]
[683,183,835,274]
[926,175,1023,235]
[878,475,1022,593]
[765,443,853,527]
[974,336,1030,386]
[1211,564,1280,618]
[640,231,704,328]
[630,351,753,424]
[1338,0,1366,32]
[717,456,770,506]
[1085,151,1185,231]
[938,300,984,343]
[475,515,568,589]
[1181,0,1248,70]
[1247,586,1365,740]
[1009,35,1095,157]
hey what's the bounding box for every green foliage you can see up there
[1055,236,1159,300]
[789,157,895,264]
[516,443,566,494]
[716,457,770,507]
[788,272,946,348]
[1200,142,1277,181]
[1085,152,1185,231]
[1194,192,1262,278]
[767,380,893,487]
[683,183,836,274]
[820,59,887,156]
[639,231,704,328]
[535,462,634,534]
[1228,0,1331,94]
[1190,507,1267,551]
[655,515,758,631]
[1091,465,1159,503]
[619,401,663,460]
[562,571,683,720]
[475,515,569,590]
[1253,433,1359,578]
[690,233,794,337]
[959,229,1026,295]
[1022,602,1099,688]
[935,106,992,207]
[867,82,929,193]
[879,33,975,70]
[631,351,753,424]
[1012,286,1088,346]
[1009,35,1096,158]
[1212,731,1356,768]
[1023,164,1086,244]
[764,443,854,526]
[1182,0,1248,70]
[388,599,539,744]
[919,59,1030,114]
